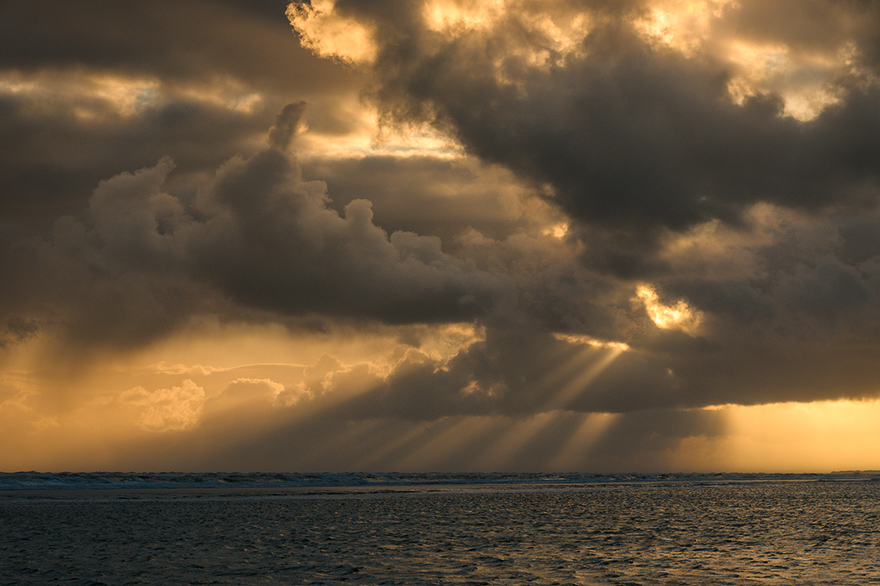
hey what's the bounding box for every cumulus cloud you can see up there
[298,155,547,243]
[82,147,507,324]
[120,380,206,432]
[202,378,287,423]
[0,119,506,354]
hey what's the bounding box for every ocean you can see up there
[2,472,879,585]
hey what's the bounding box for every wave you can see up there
[2,470,874,491]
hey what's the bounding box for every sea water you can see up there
[2,472,879,585]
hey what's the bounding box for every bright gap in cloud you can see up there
[552,333,629,352]
[635,0,736,56]
[423,0,506,32]
[0,72,159,119]
[718,399,880,472]
[637,285,703,334]
[287,0,377,64]
[723,40,850,120]
[0,71,264,120]
[297,119,462,160]
[634,1,870,120]
[433,0,860,122]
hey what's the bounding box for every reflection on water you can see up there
[2,479,880,585]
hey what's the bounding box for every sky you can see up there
[3,0,880,473]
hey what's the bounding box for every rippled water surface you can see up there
[3,479,880,585]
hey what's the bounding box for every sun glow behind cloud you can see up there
[424,0,592,66]
[423,0,506,32]
[287,0,377,64]
[4,316,880,472]
[637,285,703,334]
[296,107,462,160]
[0,71,267,121]
[288,0,873,137]
[634,0,734,56]
[633,0,873,120]
[721,400,880,472]
[722,40,852,120]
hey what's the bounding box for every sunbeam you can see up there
[545,346,627,411]
[545,412,619,471]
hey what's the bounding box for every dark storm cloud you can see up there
[305,227,880,418]
[0,0,349,91]
[64,121,865,418]
[653,214,880,406]
[31,141,510,348]
[0,89,277,219]
[0,228,214,354]
[323,318,673,421]
[474,208,880,413]
[336,0,880,242]
[0,0,363,222]
[273,0,880,415]
[0,317,42,350]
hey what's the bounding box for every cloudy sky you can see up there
[3,0,880,473]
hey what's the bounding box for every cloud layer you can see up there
[285,0,880,410]
[314,0,880,240]
[2,0,880,471]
